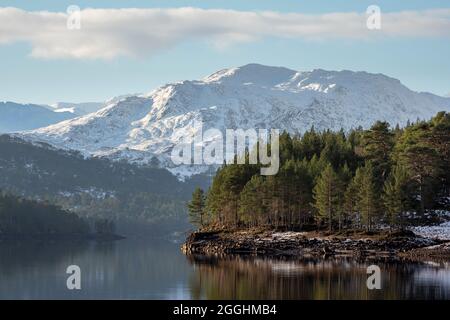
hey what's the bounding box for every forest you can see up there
[188,111,450,232]
[0,192,90,236]
[0,135,210,235]
[0,191,120,237]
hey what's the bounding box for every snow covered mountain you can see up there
[48,96,140,116]
[48,101,104,116]
[20,64,450,178]
[0,101,76,133]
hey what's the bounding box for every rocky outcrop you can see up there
[182,229,448,260]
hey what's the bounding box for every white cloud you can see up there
[0,7,449,60]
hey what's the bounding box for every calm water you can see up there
[0,239,449,299]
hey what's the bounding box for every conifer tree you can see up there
[361,121,394,189]
[382,164,411,229]
[344,167,364,228]
[239,176,266,227]
[396,123,442,214]
[425,112,450,200]
[357,163,379,232]
[188,188,206,227]
[313,164,342,231]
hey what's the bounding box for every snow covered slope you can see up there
[0,101,75,133]
[20,64,450,178]
[49,101,104,116]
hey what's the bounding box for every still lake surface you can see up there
[0,238,449,299]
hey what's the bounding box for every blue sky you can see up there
[1,0,449,104]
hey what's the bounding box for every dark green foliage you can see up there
[382,164,413,228]
[343,169,364,227]
[361,121,395,190]
[239,175,267,227]
[0,192,89,236]
[313,164,343,231]
[195,112,449,231]
[357,162,379,231]
[395,113,450,213]
[188,188,206,227]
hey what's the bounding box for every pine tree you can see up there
[344,167,364,228]
[293,161,314,228]
[382,164,411,229]
[426,112,450,201]
[361,121,394,189]
[344,183,358,228]
[357,163,379,232]
[188,188,206,228]
[313,164,342,231]
[396,123,442,214]
[239,176,266,227]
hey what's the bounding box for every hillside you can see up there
[0,135,210,235]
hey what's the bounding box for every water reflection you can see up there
[187,255,450,300]
[0,240,449,299]
[0,240,192,299]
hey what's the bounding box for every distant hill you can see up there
[0,101,75,132]
[0,135,210,235]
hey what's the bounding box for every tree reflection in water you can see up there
[187,255,450,300]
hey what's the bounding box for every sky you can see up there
[1,0,450,104]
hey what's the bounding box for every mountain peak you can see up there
[203,63,297,86]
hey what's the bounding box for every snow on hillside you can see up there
[20,64,450,179]
[49,102,104,116]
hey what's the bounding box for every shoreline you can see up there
[182,229,450,261]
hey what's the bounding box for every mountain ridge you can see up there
[19,64,450,178]
[0,101,75,133]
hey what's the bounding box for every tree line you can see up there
[188,111,449,232]
[0,191,116,237]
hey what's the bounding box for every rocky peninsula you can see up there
[182,228,450,261]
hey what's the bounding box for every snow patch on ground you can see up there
[167,165,212,181]
[271,232,306,240]
[412,221,450,241]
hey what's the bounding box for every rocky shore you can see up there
[182,229,450,261]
